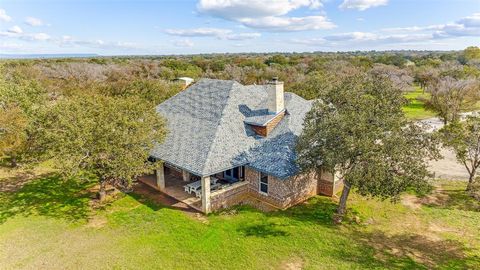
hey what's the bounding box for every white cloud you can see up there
[59,37,140,50]
[381,13,480,39]
[324,31,378,41]
[174,39,194,47]
[22,33,51,41]
[7,25,23,34]
[197,0,322,19]
[196,0,334,31]
[239,15,335,31]
[165,27,261,40]
[0,30,50,41]
[25,16,44,26]
[290,37,326,45]
[0,9,12,22]
[0,42,23,50]
[380,25,443,33]
[339,0,388,11]
[225,32,261,40]
[433,13,480,38]
[1,28,138,50]
[295,13,480,49]
[165,27,231,37]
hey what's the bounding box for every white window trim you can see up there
[259,172,269,195]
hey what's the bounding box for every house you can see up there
[146,78,343,213]
[175,77,195,88]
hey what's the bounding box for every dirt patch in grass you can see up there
[280,257,304,270]
[0,172,36,192]
[86,215,108,228]
[401,184,451,210]
[357,230,468,268]
[401,194,422,210]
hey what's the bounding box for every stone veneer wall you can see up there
[210,182,249,211]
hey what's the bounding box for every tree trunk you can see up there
[337,180,351,216]
[467,171,476,191]
[98,180,107,201]
[10,157,17,168]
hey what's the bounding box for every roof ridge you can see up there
[200,81,242,175]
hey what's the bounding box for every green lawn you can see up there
[1,170,479,269]
[403,86,437,120]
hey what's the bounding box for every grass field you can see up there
[1,167,479,269]
[403,86,437,120]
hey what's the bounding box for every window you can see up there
[224,167,243,183]
[259,172,268,194]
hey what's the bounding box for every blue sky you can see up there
[1,0,479,55]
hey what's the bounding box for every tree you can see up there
[0,105,28,167]
[0,64,46,167]
[414,67,438,92]
[369,63,414,91]
[296,74,439,219]
[440,116,480,191]
[265,55,289,66]
[33,95,167,200]
[460,46,480,64]
[427,77,479,124]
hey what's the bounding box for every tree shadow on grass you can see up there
[237,222,290,238]
[340,229,480,269]
[416,185,480,212]
[0,173,94,224]
[233,197,342,238]
[277,196,342,226]
[226,197,479,269]
[128,181,200,214]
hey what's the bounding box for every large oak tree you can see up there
[0,64,45,167]
[296,74,439,218]
[33,94,166,200]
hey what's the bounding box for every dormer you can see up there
[244,78,287,137]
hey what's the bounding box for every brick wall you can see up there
[208,167,341,212]
[249,111,286,137]
[244,167,321,209]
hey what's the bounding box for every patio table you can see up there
[184,177,219,194]
[194,182,222,198]
[184,180,201,194]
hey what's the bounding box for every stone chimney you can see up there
[266,77,284,114]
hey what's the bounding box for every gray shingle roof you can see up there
[243,109,285,126]
[150,78,313,179]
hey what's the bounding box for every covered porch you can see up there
[138,162,246,213]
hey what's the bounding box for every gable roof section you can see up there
[151,79,313,178]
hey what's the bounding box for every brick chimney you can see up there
[266,77,284,114]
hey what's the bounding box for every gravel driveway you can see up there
[420,112,477,180]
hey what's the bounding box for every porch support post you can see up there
[201,176,211,214]
[156,162,165,191]
[182,170,190,182]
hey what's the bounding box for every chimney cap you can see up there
[269,76,282,85]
